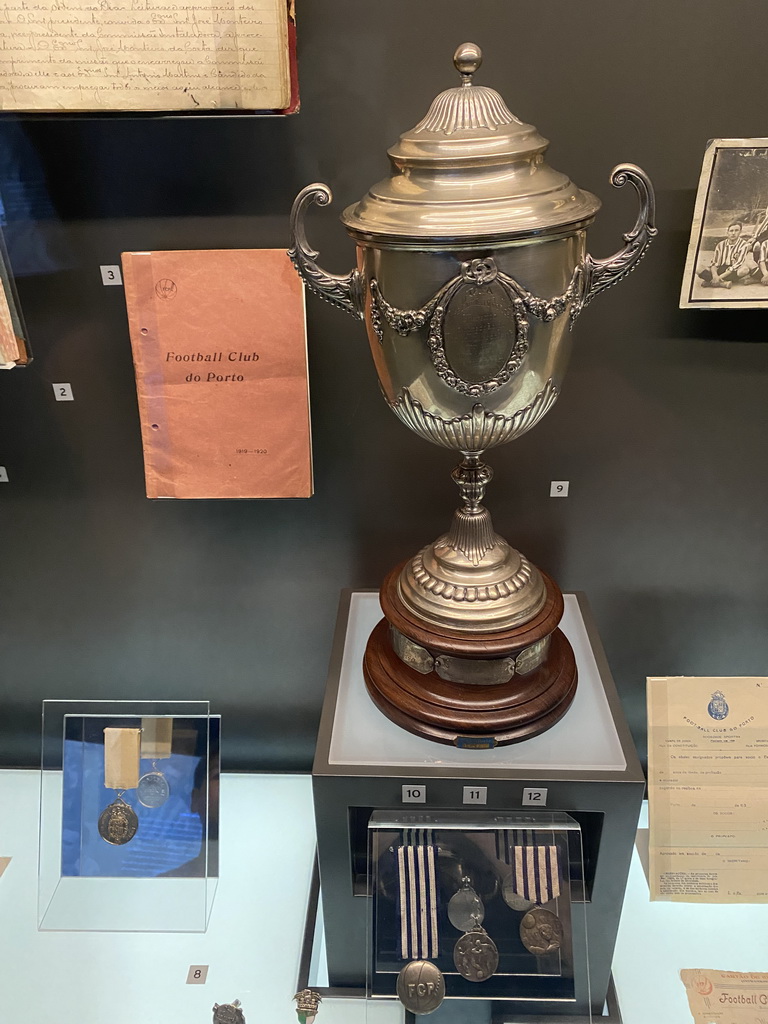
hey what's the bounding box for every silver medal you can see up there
[520,907,564,955]
[138,770,170,808]
[453,926,499,982]
[447,880,484,932]
[396,961,445,1015]
[98,797,139,845]
[502,876,535,912]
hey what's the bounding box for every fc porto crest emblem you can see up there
[707,690,729,721]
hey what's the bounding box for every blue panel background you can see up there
[61,716,219,877]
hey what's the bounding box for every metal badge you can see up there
[447,878,484,932]
[453,927,499,982]
[396,960,445,1015]
[212,1001,245,1024]
[98,797,139,846]
[293,989,322,1024]
[519,907,564,955]
[137,771,170,808]
[502,876,535,913]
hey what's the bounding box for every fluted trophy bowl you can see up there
[289,43,656,744]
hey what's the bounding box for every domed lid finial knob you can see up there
[453,42,482,85]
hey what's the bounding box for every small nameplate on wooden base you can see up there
[456,736,497,750]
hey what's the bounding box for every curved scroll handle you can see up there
[288,183,365,320]
[572,163,657,321]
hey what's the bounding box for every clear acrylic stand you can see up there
[39,699,218,932]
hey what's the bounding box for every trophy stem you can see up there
[394,452,546,634]
[447,455,495,566]
[452,454,492,510]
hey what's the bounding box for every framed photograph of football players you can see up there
[680,138,768,309]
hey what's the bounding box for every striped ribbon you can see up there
[495,830,562,903]
[510,844,560,904]
[396,829,439,960]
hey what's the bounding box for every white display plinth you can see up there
[329,592,626,771]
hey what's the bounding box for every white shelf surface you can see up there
[1,770,767,1024]
[329,592,626,771]
[0,769,382,1024]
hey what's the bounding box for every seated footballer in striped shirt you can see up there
[747,204,768,285]
[753,238,768,285]
[697,220,752,288]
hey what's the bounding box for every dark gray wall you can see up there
[2,1,767,770]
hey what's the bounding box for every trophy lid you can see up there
[341,43,601,246]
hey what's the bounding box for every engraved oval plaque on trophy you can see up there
[442,281,518,384]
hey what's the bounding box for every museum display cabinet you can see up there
[3,4,768,1024]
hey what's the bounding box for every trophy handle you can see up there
[288,183,365,320]
[573,163,657,318]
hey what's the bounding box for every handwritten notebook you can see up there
[0,0,295,112]
[122,249,312,499]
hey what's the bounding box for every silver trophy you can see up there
[290,43,656,746]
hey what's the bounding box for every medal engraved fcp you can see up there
[396,960,445,1015]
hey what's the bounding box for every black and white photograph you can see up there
[681,138,768,308]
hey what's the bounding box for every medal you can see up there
[519,907,564,955]
[447,875,484,932]
[453,925,499,982]
[396,960,445,1015]
[501,876,535,912]
[212,1001,245,1024]
[98,794,139,845]
[138,762,170,808]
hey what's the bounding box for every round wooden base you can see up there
[362,565,578,748]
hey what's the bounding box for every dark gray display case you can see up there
[312,590,644,1016]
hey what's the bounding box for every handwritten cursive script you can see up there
[0,0,290,111]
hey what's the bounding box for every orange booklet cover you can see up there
[122,249,312,499]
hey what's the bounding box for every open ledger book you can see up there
[0,0,295,112]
